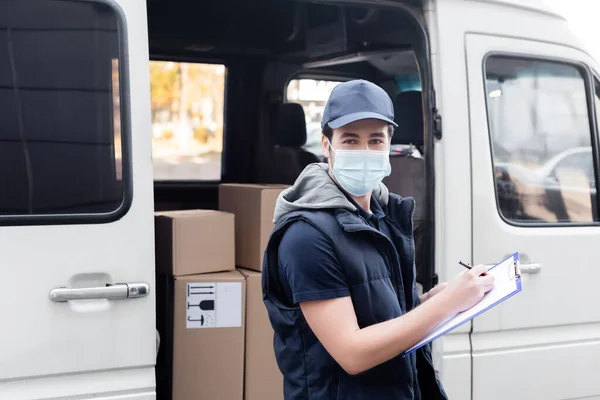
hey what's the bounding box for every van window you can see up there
[150,61,225,181]
[286,79,341,157]
[485,56,598,224]
[0,0,126,220]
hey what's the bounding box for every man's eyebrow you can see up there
[370,132,386,138]
[340,132,360,138]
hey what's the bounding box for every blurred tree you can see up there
[149,62,179,122]
[149,61,225,151]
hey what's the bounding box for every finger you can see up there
[472,264,488,276]
[480,275,495,286]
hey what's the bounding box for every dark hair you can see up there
[322,124,395,141]
[322,125,334,141]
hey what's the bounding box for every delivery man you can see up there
[262,79,494,399]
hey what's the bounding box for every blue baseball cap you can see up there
[321,79,397,129]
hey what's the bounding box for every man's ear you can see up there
[322,135,331,159]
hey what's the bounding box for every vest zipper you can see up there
[383,197,417,309]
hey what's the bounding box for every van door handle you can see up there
[49,283,149,302]
[519,263,542,274]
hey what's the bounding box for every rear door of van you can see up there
[465,26,600,400]
[0,0,155,399]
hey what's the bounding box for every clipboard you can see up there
[403,252,523,356]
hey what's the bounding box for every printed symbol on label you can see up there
[187,314,214,326]
[200,300,214,310]
[187,300,215,311]
[188,285,215,296]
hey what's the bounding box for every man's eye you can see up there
[344,140,358,145]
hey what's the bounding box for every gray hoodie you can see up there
[273,163,390,224]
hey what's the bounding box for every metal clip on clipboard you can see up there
[510,258,521,281]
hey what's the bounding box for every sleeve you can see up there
[278,221,350,304]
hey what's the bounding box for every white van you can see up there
[1,0,599,399]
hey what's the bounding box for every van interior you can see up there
[149,0,436,277]
[147,0,435,396]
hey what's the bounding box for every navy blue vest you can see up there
[262,193,448,400]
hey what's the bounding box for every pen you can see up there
[458,260,487,276]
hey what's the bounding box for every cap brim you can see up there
[327,111,398,129]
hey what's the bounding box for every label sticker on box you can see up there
[186,282,242,329]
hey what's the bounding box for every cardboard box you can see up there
[172,270,246,400]
[218,184,288,271]
[238,269,284,400]
[155,210,235,276]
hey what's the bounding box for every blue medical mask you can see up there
[328,141,391,197]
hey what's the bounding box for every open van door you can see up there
[466,33,600,399]
[0,0,155,399]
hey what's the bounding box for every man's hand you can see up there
[439,264,495,314]
[420,282,448,303]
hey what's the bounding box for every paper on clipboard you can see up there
[403,252,522,356]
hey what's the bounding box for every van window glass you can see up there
[485,56,598,224]
[0,0,126,218]
[286,79,341,157]
[150,61,225,181]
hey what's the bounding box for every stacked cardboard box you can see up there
[155,210,246,400]
[155,210,236,276]
[219,184,289,271]
[155,184,287,400]
[171,271,246,400]
[219,184,287,400]
[238,269,284,400]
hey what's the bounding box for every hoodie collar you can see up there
[273,163,390,224]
